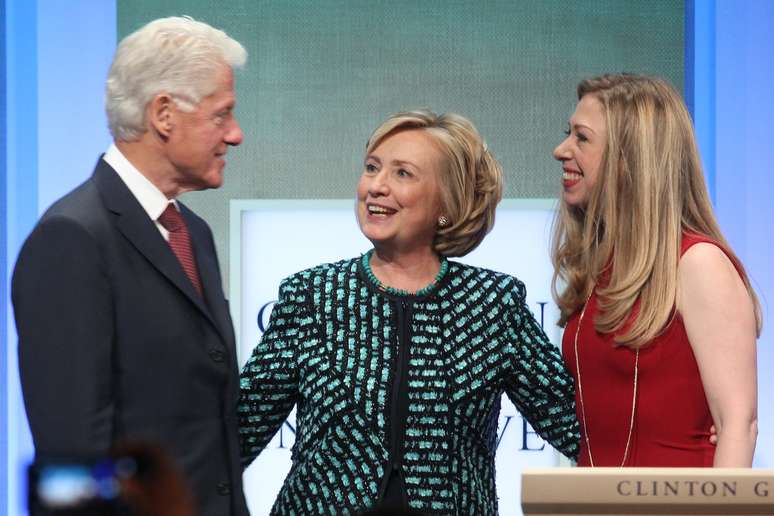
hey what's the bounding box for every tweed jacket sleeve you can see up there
[500,276,580,460]
[238,274,311,467]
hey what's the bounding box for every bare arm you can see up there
[678,243,757,467]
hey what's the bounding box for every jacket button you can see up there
[217,481,231,495]
[209,349,225,362]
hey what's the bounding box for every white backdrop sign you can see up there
[230,199,568,515]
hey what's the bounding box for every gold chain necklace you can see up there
[573,288,639,467]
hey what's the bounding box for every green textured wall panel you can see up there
[119,0,684,289]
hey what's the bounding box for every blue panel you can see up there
[711,0,774,467]
[689,0,716,204]
[37,0,115,212]
[0,0,7,514]
[5,1,38,515]
[684,0,694,116]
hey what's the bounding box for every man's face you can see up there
[166,65,243,193]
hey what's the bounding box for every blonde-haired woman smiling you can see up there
[552,73,760,467]
[239,110,579,514]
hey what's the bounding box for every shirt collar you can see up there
[103,143,177,221]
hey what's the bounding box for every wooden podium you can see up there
[521,468,774,515]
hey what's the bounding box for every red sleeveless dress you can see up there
[562,234,739,467]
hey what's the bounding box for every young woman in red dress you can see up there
[551,74,761,467]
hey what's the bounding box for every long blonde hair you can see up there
[551,74,761,348]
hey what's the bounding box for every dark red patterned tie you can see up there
[158,204,203,296]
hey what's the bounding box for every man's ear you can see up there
[148,93,175,139]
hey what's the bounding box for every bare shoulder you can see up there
[679,243,740,286]
[680,242,736,271]
[677,242,749,314]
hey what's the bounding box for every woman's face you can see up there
[356,129,444,254]
[553,95,607,208]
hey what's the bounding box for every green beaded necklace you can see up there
[361,249,449,297]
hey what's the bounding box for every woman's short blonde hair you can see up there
[365,109,503,257]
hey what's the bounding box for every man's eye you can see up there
[213,111,230,125]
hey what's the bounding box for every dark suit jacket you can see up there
[12,158,249,516]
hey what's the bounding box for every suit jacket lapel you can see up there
[93,159,222,334]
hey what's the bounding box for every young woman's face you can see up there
[553,95,607,208]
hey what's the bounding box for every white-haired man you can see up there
[13,17,249,516]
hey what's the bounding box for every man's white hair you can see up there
[106,16,247,141]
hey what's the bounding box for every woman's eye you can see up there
[577,132,588,143]
[365,163,377,173]
[397,168,411,177]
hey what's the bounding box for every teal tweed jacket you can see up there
[239,254,579,515]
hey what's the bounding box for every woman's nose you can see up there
[553,138,570,161]
[368,170,389,195]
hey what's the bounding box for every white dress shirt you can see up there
[103,143,177,241]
